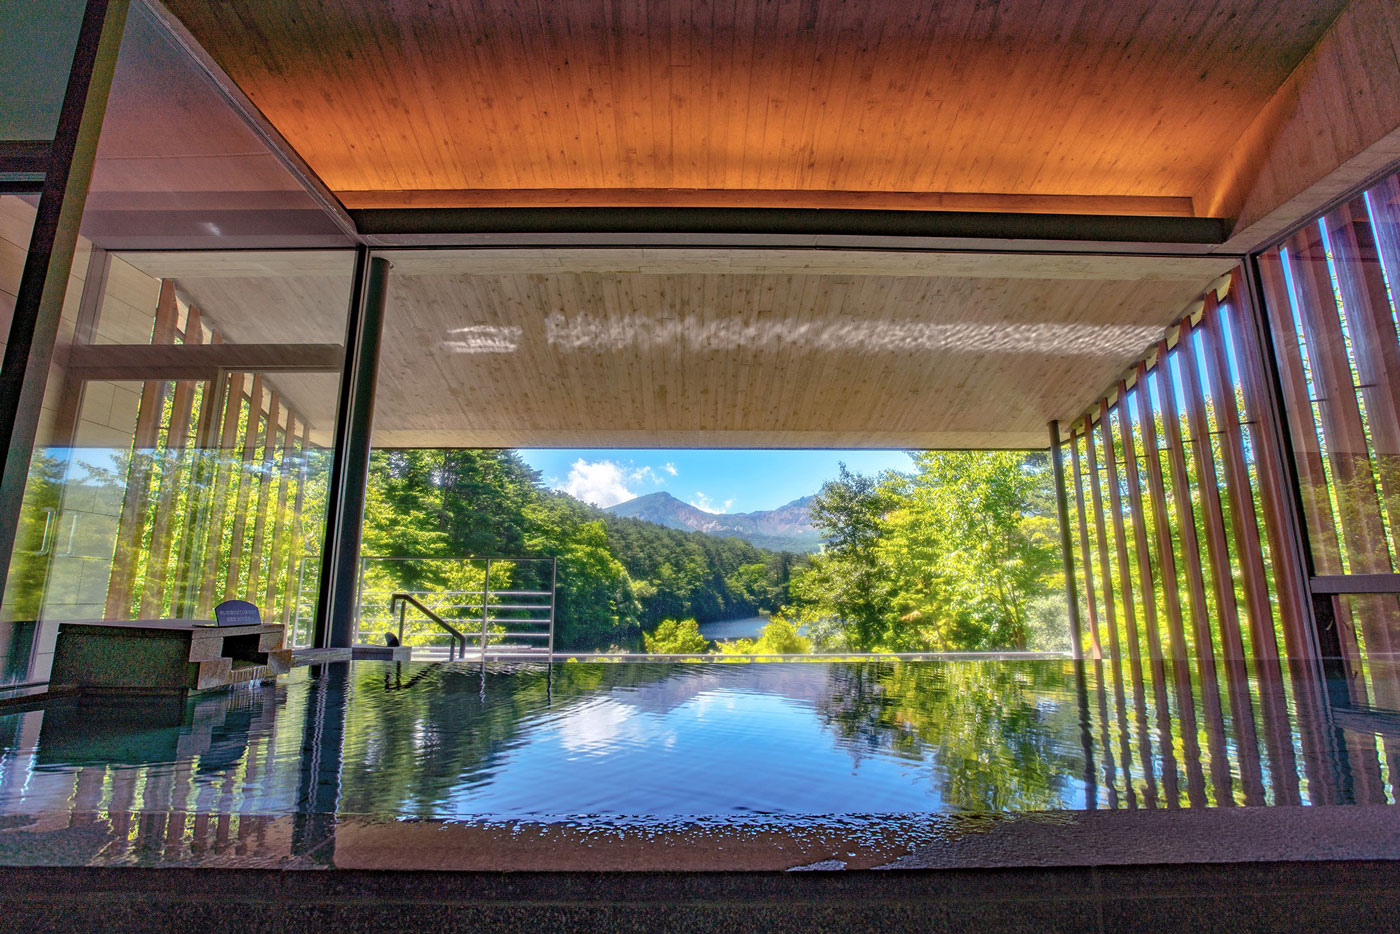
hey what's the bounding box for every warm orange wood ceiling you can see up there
[163,0,1347,214]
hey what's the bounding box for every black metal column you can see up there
[1050,419,1084,659]
[0,0,128,606]
[314,250,390,648]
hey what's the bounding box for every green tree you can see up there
[643,617,708,653]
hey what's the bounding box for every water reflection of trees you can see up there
[816,661,1085,811]
[337,661,681,816]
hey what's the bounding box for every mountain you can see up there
[603,491,822,552]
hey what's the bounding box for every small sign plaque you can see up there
[213,599,263,627]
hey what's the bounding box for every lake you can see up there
[698,616,768,640]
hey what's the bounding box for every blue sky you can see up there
[516,449,915,514]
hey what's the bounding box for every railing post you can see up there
[480,558,493,659]
[549,556,558,657]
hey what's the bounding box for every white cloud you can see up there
[689,492,734,514]
[630,465,663,486]
[663,462,678,476]
[558,458,637,508]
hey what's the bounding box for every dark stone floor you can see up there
[2,861,1398,932]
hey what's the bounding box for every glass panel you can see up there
[0,3,354,688]
[0,0,85,141]
[1260,173,1400,581]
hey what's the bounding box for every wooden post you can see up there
[1071,431,1104,659]
[1049,420,1084,659]
[224,375,265,600]
[1177,319,1247,660]
[1085,418,1123,663]
[196,372,246,615]
[170,333,226,617]
[1135,362,1189,667]
[281,422,313,631]
[246,392,282,602]
[104,281,177,618]
[1100,397,1145,682]
[138,306,205,618]
[264,410,299,616]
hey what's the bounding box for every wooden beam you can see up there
[1203,0,1400,253]
[340,187,1199,217]
[64,342,344,381]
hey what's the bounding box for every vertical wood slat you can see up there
[264,411,299,615]
[1202,297,1301,805]
[1324,201,1400,788]
[1135,363,1190,668]
[1258,248,1364,669]
[1071,433,1104,659]
[1329,199,1400,563]
[224,375,264,600]
[1176,318,1247,661]
[1179,317,1268,806]
[138,306,205,618]
[246,392,282,602]
[1258,252,1346,575]
[281,422,313,630]
[1281,227,1393,803]
[1156,342,1215,662]
[1289,226,1397,654]
[1230,278,1312,658]
[1136,362,1207,805]
[1109,386,1164,806]
[1100,397,1145,680]
[1120,376,1181,805]
[1085,419,1122,662]
[1157,338,1237,806]
[1200,301,1277,662]
[197,372,246,616]
[104,281,178,618]
[170,333,226,617]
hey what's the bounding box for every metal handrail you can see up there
[389,592,468,660]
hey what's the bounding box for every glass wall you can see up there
[1257,170,1400,683]
[0,3,354,687]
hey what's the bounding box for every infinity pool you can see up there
[0,658,1396,870]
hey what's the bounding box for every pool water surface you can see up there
[0,658,1396,870]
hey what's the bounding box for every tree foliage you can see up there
[791,452,1063,651]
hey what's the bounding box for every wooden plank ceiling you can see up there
[163,0,1347,215]
[364,249,1233,449]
